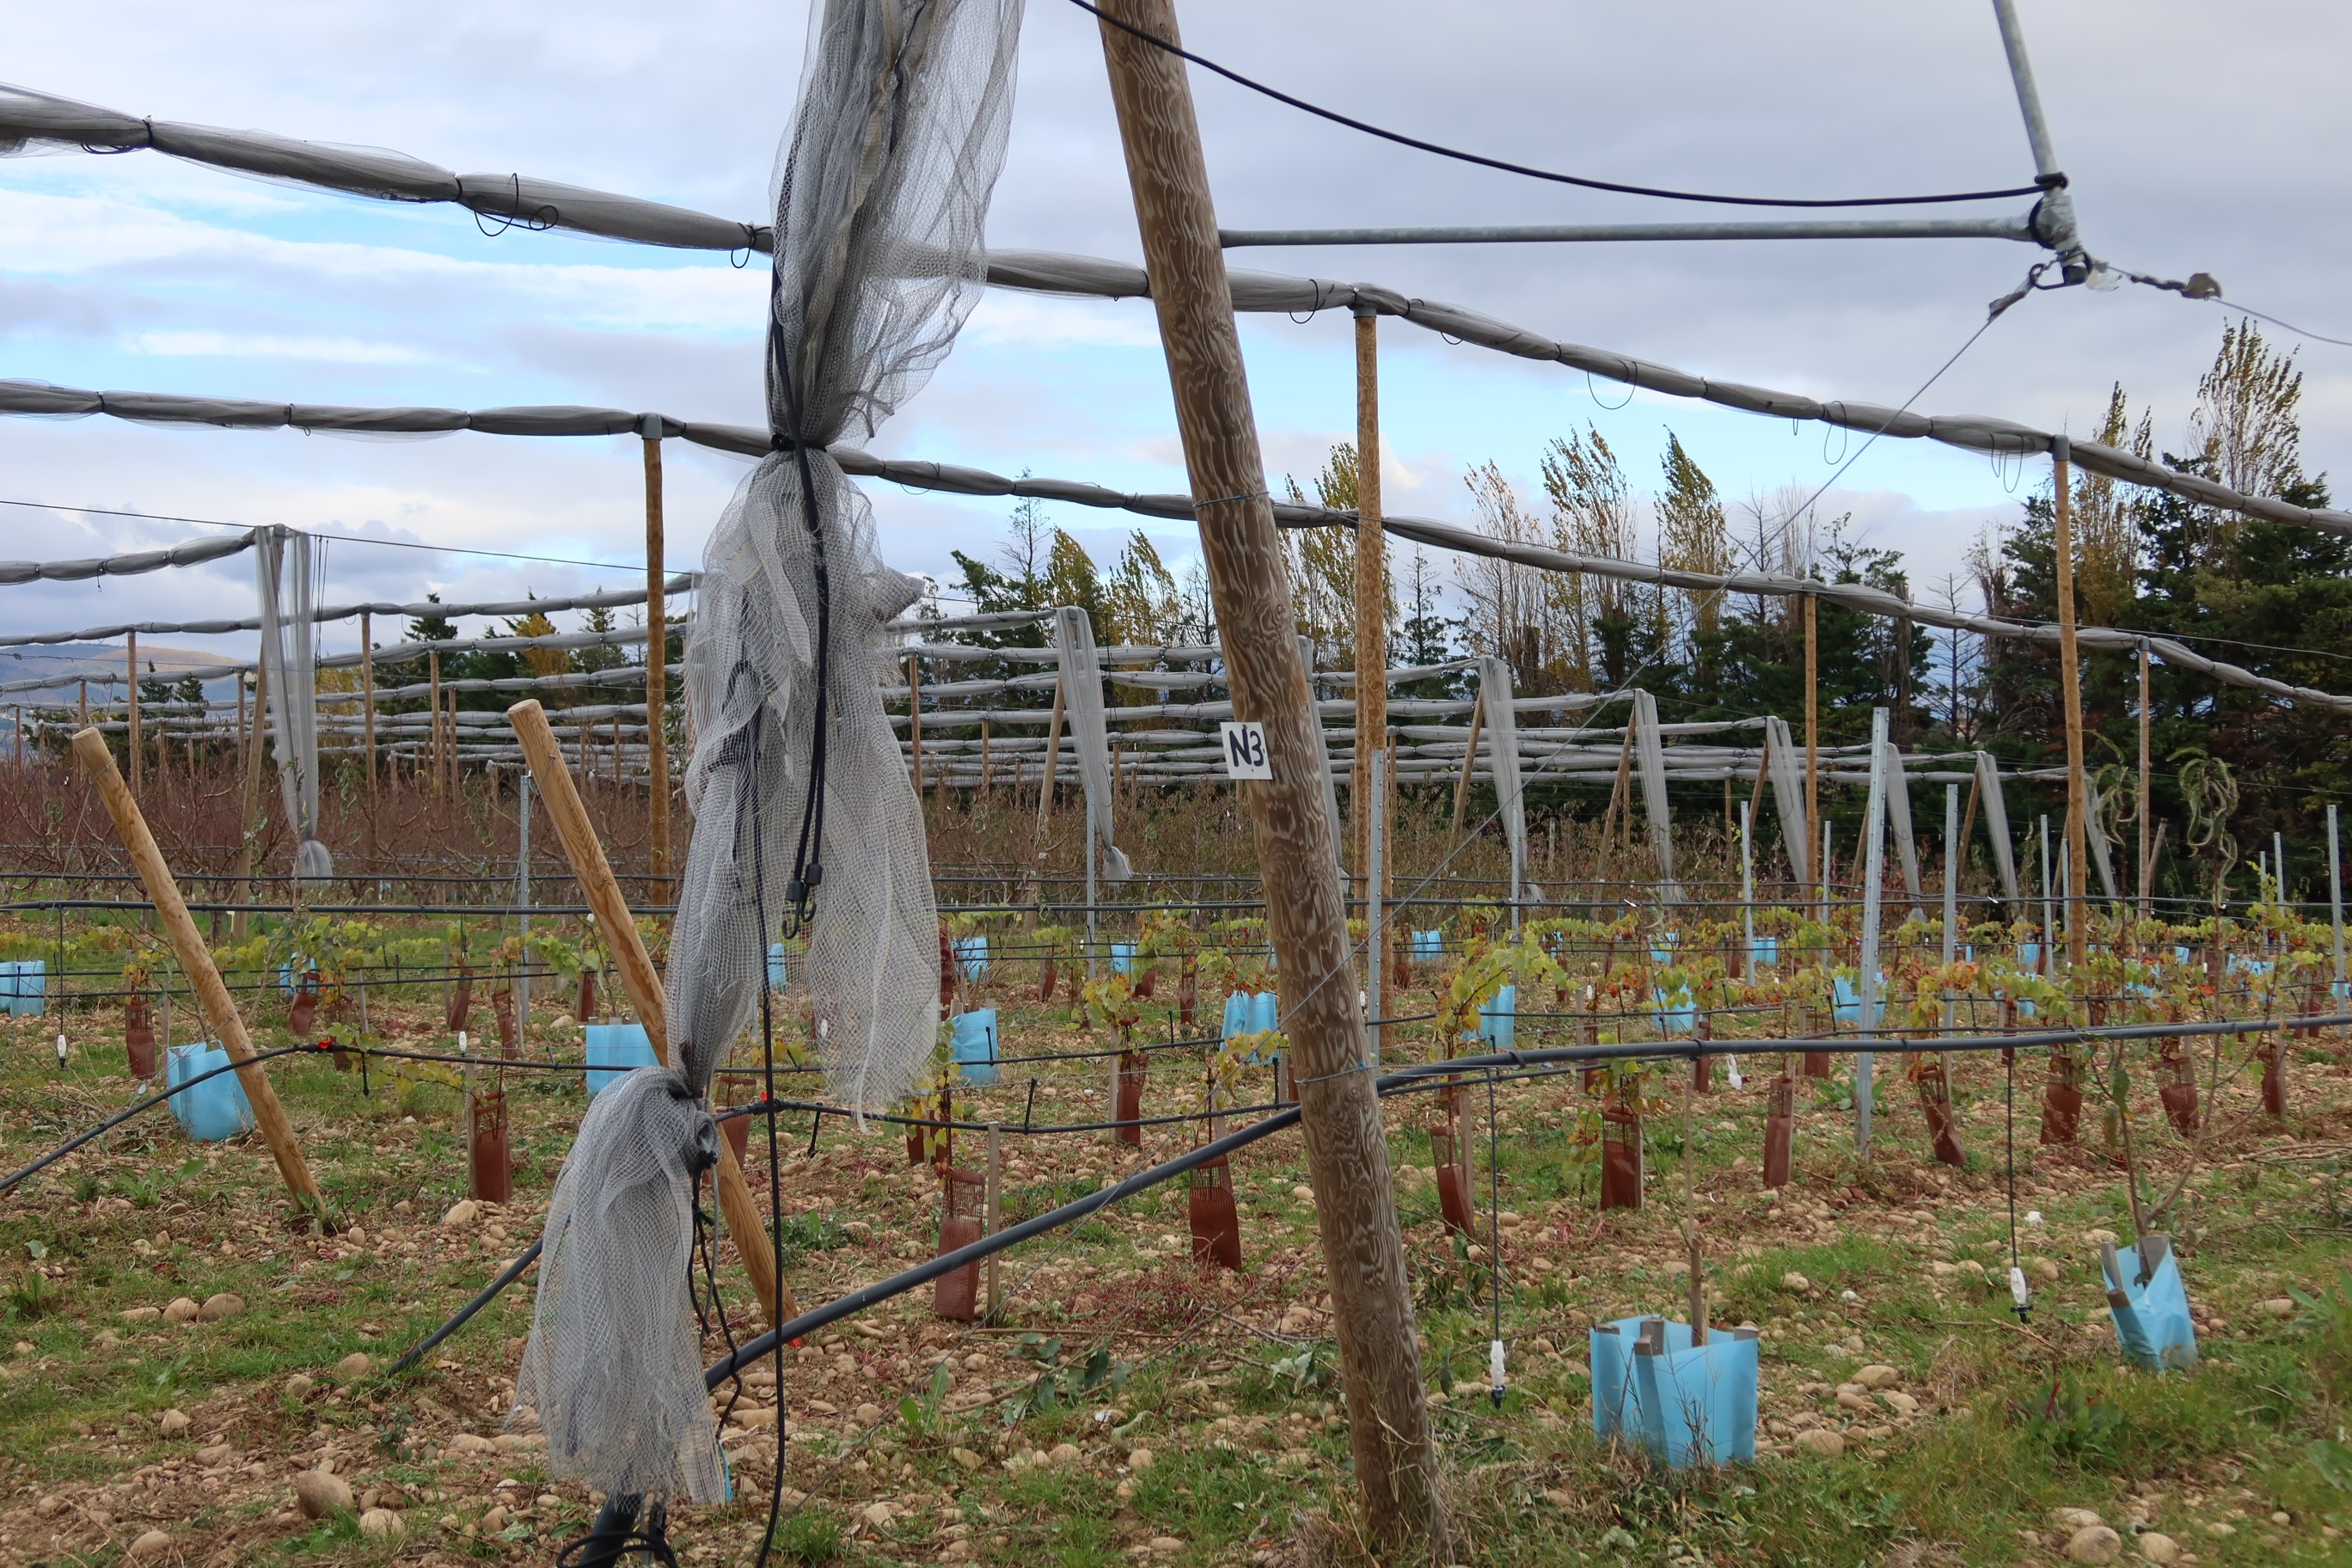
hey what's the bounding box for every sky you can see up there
[3,0,2349,677]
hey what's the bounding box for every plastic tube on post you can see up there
[1855,707,1890,1155]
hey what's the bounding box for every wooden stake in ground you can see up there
[505,698,793,1329]
[1094,3,1445,1553]
[72,727,327,1216]
[1035,677,1066,834]
[908,654,926,795]
[643,427,671,895]
[2052,443,2091,969]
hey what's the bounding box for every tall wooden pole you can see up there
[427,651,443,799]
[2052,444,2090,968]
[2137,639,2153,920]
[126,631,140,796]
[72,728,326,1216]
[505,699,791,1328]
[1035,677,1066,833]
[1449,690,1484,844]
[1351,305,1391,988]
[1094,5,1444,1553]
[643,431,671,894]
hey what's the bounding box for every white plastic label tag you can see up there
[1488,1338,1507,1388]
[2008,1266,2030,1309]
[1220,720,1271,780]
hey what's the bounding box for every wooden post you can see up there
[1035,677,1066,832]
[908,654,926,794]
[2052,444,2091,969]
[232,660,270,945]
[643,430,671,894]
[1449,689,1484,843]
[2137,639,2152,919]
[1094,4,1445,1553]
[127,630,140,796]
[505,699,792,1328]
[979,719,994,797]
[71,728,326,1215]
[1803,592,1820,915]
[1351,305,1393,991]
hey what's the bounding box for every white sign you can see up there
[1219,720,1272,780]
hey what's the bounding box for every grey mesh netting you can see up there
[1630,688,1679,903]
[514,0,1025,1510]
[665,0,1023,1112]
[1975,750,2023,901]
[1056,606,1132,881]
[253,527,330,883]
[514,1068,726,1504]
[1763,715,1811,885]
[1475,658,1527,893]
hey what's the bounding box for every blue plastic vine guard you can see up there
[165,1044,254,1142]
[950,1008,1000,1087]
[2101,1240,2199,1372]
[1589,1316,1759,1468]
[584,1023,657,1095]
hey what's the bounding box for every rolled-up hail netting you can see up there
[1056,605,1131,880]
[254,527,330,883]
[513,0,1024,1507]
[1763,715,1810,885]
[1476,657,1527,885]
[1632,687,1678,902]
[1975,750,2023,901]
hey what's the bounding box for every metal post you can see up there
[1739,800,1755,984]
[1988,0,2065,181]
[2039,815,2055,977]
[1367,747,1385,1069]
[1944,783,1961,1037]
[2275,830,2288,910]
[518,770,532,1043]
[984,1122,1002,1317]
[1820,820,1834,911]
[1086,788,1099,983]
[1856,708,1890,1155]
[2330,804,2345,996]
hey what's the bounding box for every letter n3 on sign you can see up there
[1220,720,1272,780]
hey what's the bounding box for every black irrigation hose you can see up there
[702,1008,2352,1382]
[382,1238,544,1381]
[0,1042,326,1195]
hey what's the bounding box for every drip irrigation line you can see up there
[382,1238,543,1381]
[1063,0,2046,211]
[0,1041,326,1196]
[703,1008,2352,1382]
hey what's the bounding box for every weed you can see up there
[5,1270,58,1323]
[769,1507,842,1565]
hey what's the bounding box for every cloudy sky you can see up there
[3,0,2347,672]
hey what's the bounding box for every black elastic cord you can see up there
[1069,0,2043,210]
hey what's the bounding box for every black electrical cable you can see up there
[1068,0,2047,211]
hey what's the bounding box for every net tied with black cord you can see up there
[510,0,1024,1514]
